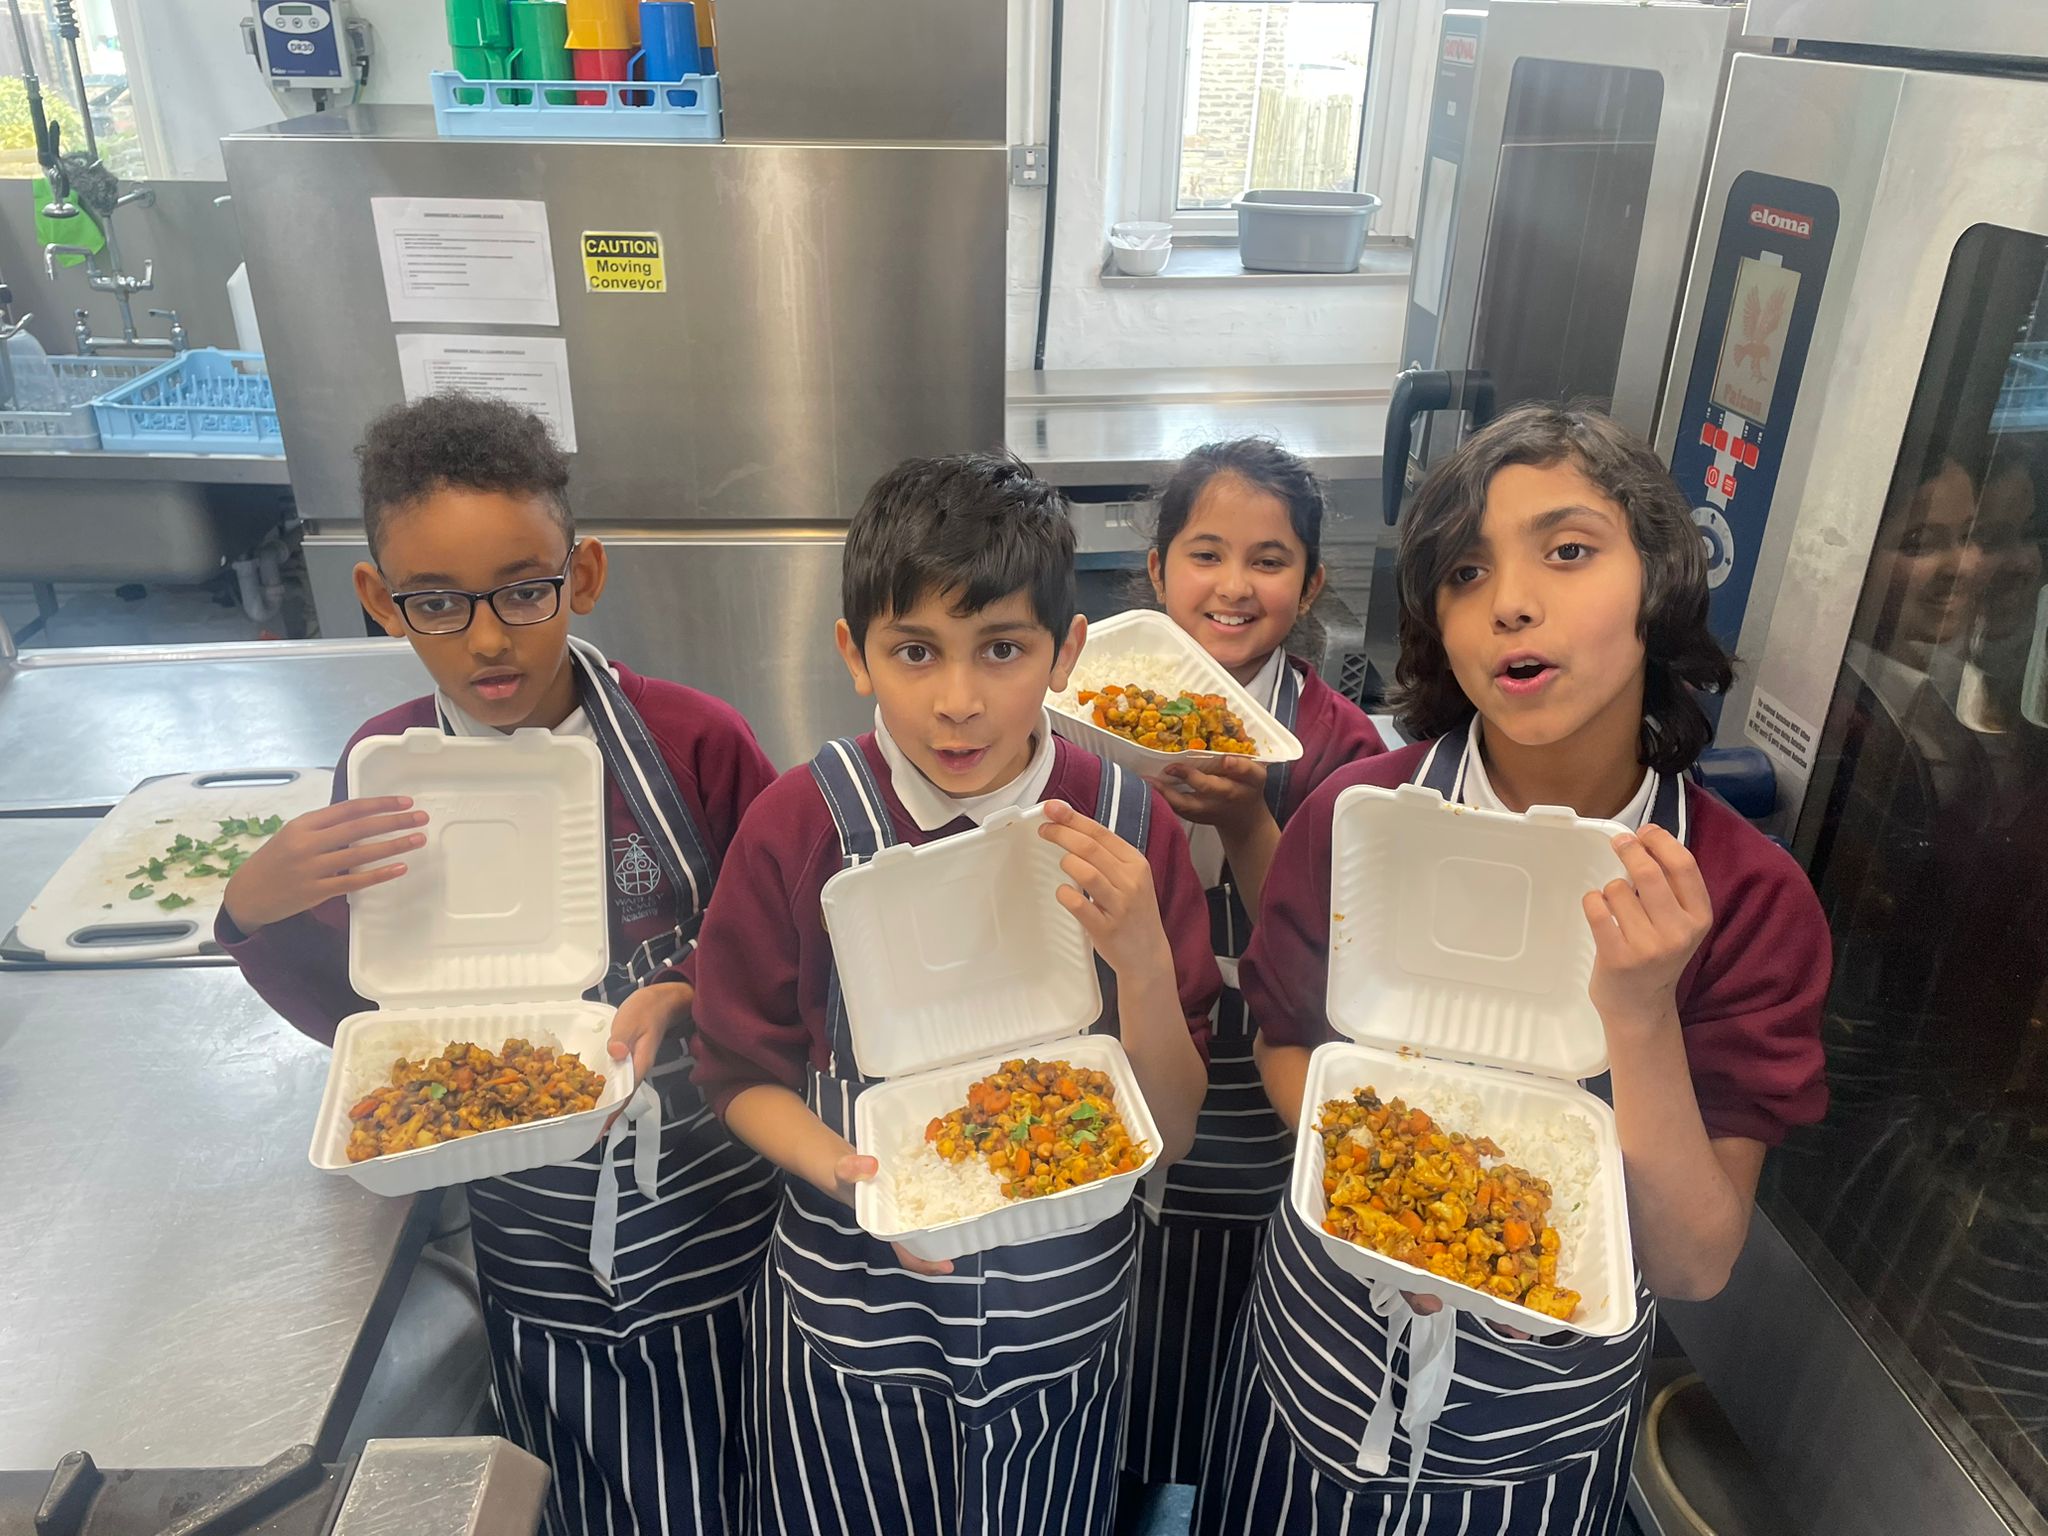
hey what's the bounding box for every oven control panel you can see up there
[1667,171,1841,651]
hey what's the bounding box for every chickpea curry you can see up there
[1074,684,1258,755]
[346,1039,607,1162]
[926,1058,1149,1201]
[1317,1087,1581,1322]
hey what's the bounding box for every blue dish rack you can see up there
[0,356,161,451]
[91,349,283,456]
[430,69,721,141]
[1995,342,2048,433]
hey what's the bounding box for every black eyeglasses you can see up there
[386,547,577,637]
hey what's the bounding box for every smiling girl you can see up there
[1123,440,1386,1494]
[1196,406,1830,1535]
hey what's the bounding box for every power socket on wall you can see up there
[1010,144,1051,187]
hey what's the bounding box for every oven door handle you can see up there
[1382,367,1497,525]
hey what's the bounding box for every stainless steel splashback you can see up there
[717,0,1006,143]
[221,110,1006,533]
[1746,0,2048,61]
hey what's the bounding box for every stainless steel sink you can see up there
[0,450,292,582]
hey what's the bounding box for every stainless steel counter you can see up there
[0,817,96,927]
[0,640,424,810]
[0,451,292,486]
[0,961,428,1469]
[1004,365,1395,487]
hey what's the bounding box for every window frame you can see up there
[1132,0,1415,237]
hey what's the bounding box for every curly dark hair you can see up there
[1390,403,1732,773]
[356,394,572,561]
[843,451,1077,651]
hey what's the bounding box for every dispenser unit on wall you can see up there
[243,0,375,109]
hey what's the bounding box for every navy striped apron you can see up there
[1196,719,1676,1536]
[1126,658,1303,1485]
[749,738,1152,1535]
[448,645,778,1536]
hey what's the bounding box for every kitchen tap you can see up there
[44,245,154,293]
[44,244,178,355]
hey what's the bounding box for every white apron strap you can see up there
[585,1081,664,1291]
[1357,1279,1458,1535]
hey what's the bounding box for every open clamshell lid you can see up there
[347,728,608,1008]
[821,805,1102,1081]
[1325,782,1629,1081]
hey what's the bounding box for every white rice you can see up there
[1345,1082,1599,1283]
[1062,652,1187,700]
[886,1139,1008,1228]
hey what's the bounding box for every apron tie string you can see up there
[1358,1280,1457,1536]
[588,1081,664,1292]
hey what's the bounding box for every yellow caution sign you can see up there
[581,231,666,294]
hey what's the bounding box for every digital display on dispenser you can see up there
[1709,258,1803,424]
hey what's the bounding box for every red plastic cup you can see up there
[572,46,633,104]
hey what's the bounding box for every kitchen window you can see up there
[1134,0,1412,236]
[0,0,142,180]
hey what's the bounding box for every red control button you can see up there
[1700,422,1715,446]
[1744,441,1760,468]
[1723,474,1738,497]
[1706,467,1721,491]
[1715,427,1730,452]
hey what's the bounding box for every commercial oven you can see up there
[1364,0,1747,691]
[1645,8,2048,1535]
[1382,0,1746,525]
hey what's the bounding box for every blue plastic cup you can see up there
[639,0,699,101]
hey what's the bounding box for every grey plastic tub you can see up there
[1233,189,1383,274]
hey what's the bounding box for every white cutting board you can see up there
[8,768,333,964]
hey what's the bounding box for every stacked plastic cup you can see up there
[566,0,638,104]
[508,0,575,104]
[637,1,699,105]
[448,0,514,105]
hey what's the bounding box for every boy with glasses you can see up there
[220,393,779,1536]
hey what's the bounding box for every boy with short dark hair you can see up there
[689,450,1221,1535]
[220,392,779,1536]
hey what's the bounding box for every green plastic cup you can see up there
[509,0,575,106]
[448,0,513,103]
[448,0,513,46]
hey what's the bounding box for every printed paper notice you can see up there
[1745,686,1820,778]
[373,197,559,326]
[396,334,577,452]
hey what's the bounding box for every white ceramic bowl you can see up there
[1112,220,1174,247]
[1110,242,1172,277]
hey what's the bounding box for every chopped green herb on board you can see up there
[125,814,289,902]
